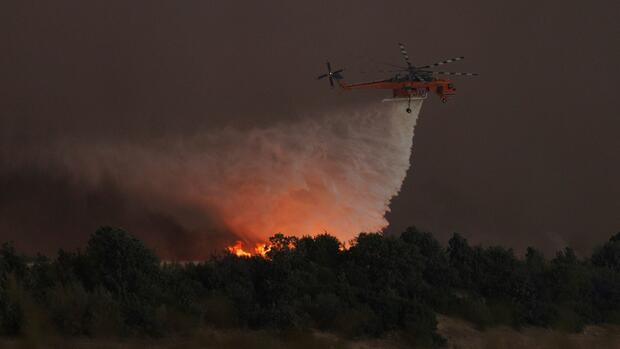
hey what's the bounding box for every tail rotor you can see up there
[317,61,344,88]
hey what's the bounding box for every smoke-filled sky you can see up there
[1,0,619,258]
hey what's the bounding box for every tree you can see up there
[86,227,160,297]
[447,233,475,290]
[266,233,298,259]
[400,227,452,290]
[0,243,26,281]
[591,233,620,272]
[295,234,341,268]
[548,247,593,331]
[85,226,163,334]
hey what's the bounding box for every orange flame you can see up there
[227,241,270,258]
[227,241,252,257]
[254,243,271,257]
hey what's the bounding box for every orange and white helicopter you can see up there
[317,43,478,113]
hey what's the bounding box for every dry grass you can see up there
[2,317,620,349]
[437,315,620,349]
[0,329,401,349]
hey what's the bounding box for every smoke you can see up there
[1,102,422,256]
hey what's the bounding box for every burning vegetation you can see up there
[226,234,303,258]
[227,240,271,257]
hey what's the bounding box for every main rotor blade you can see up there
[398,42,412,67]
[432,71,479,77]
[415,73,428,82]
[326,61,332,71]
[360,69,403,74]
[419,56,465,69]
[359,57,406,70]
[332,69,344,74]
[317,74,328,79]
[329,76,334,87]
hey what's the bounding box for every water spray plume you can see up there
[212,102,422,244]
[47,102,422,255]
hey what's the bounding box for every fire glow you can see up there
[210,103,421,244]
[55,103,421,255]
[227,241,271,257]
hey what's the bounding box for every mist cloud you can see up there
[1,102,421,257]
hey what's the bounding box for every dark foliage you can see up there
[0,226,619,347]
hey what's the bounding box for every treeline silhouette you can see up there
[1,227,619,347]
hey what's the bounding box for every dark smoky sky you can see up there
[1,0,619,258]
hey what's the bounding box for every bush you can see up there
[0,275,24,336]
[1,227,620,345]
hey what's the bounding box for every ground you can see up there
[437,315,620,349]
[1,316,619,349]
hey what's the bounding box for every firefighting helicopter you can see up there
[317,43,478,113]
